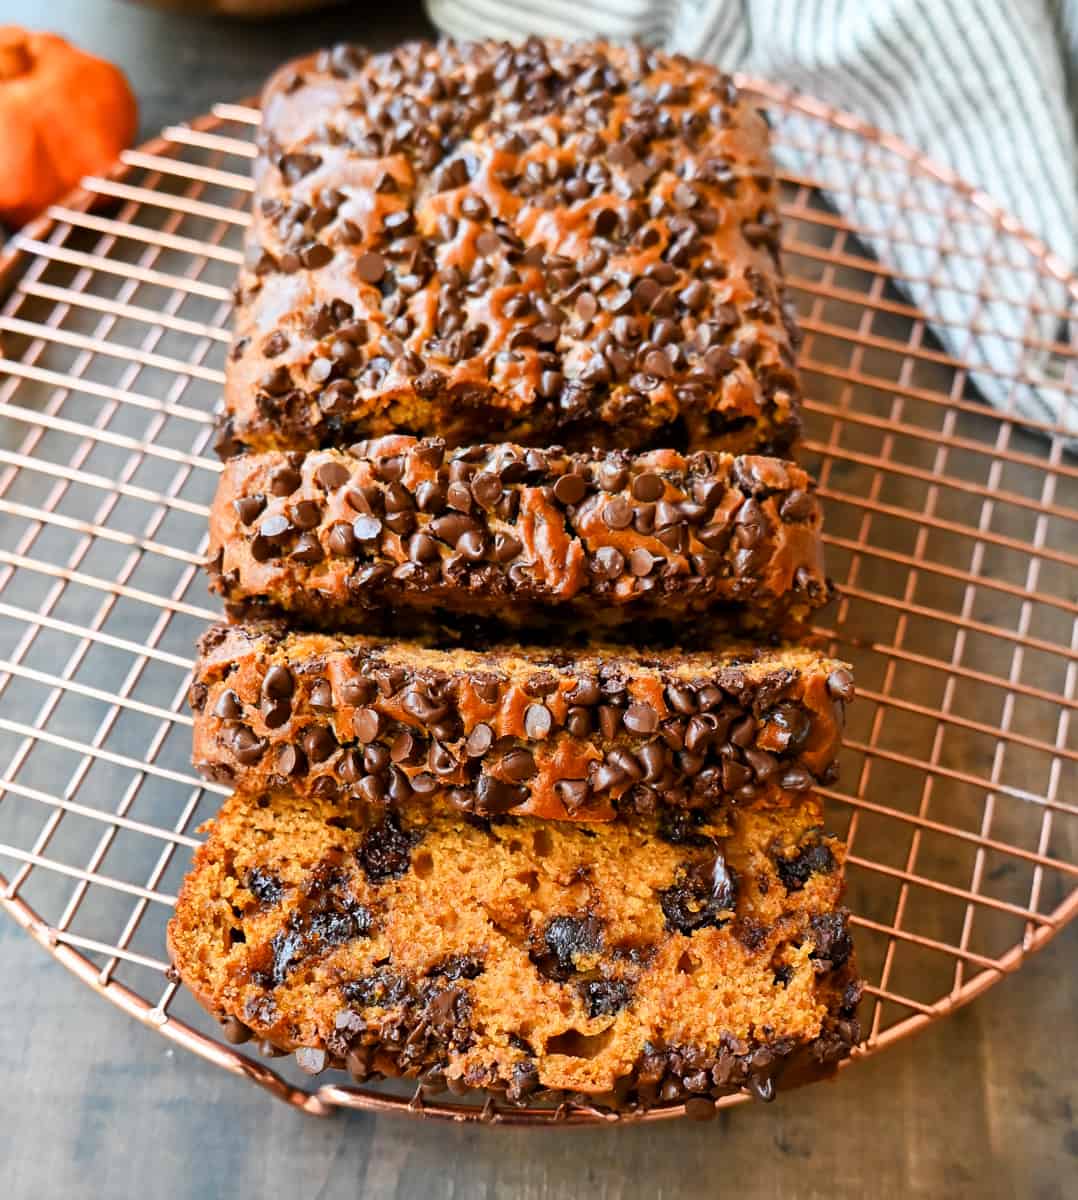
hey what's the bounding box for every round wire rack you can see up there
[0,81,1075,1125]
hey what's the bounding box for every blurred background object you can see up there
[132,0,343,15]
[0,25,136,226]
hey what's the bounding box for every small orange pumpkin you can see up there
[0,27,137,227]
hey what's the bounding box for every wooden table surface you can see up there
[1,4,1075,1198]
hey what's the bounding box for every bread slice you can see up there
[190,621,853,823]
[168,789,861,1111]
[207,437,830,639]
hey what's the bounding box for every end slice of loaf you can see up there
[168,789,861,1110]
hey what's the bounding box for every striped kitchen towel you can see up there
[425,0,1078,441]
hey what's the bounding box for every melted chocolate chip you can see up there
[579,978,634,1018]
[809,911,852,970]
[775,839,836,892]
[356,812,418,884]
[532,915,604,981]
[245,867,283,909]
[660,853,737,935]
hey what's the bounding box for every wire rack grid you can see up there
[0,81,1075,1125]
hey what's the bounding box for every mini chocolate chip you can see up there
[402,686,449,724]
[552,473,587,505]
[456,530,485,561]
[602,498,632,529]
[337,749,364,783]
[261,331,288,358]
[665,684,696,715]
[352,514,383,541]
[320,379,356,415]
[475,775,527,814]
[407,532,439,563]
[230,725,266,765]
[277,743,306,776]
[292,500,321,529]
[213,689,243,720]
[597,463,629,491]
[557,779,591,813]
[234,495,266,525]
[316,461,351,490]
[566,676,600,706]
[628,547,655,576]
[328,523,357,555]
[262,665,294,700]
[500,748,537,782]
[471,472,502,507]
[493,532,523,562]
[566,707,592,737]
[826,668,855,702]
[256,703,290,745]
[524,704,552,739]
[446,481,473,512]
[780,490,815,521]
[355,774,386,806]
[593,208,618,238]
[730,715,756,747]
[598,705,621,741]
[357,252,385,283]
[684,714,719,753]
[637,740,667,781]
[259,514,290,539]
[744,747,779,780]
[623,702,659,734]
[429,513,477,545]
[339,677,377,705]
[631,472,664,502]
[389,730,416,763]
[303,725,338,763]
[465,724,493,757]
[592,546,625,579]
[721,758,752,790]
[353,708,382,743]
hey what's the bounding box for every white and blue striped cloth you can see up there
[425,0,1078,438]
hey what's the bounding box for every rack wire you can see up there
[0,81,1075,1124]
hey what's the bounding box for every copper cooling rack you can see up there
[0,82,1075,1125]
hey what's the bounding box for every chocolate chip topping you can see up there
[223,39,803,459]
[524,704,552,739]
[193,625,849,823]
[211,438,828,639]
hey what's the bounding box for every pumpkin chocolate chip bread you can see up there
[207,436,830,638]
[219,38,802,460]
[190,622,853,823]
[167,789,860,1110]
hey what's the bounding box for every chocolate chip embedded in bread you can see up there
[356,812,418,884]
[169,784,858,1106]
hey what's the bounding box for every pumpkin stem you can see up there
[0,39,32,82]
